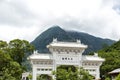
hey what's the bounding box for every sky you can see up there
[0,0,120,42]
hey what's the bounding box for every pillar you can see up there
[52,59,56,80]
[96,67,100,80]
[32,66,37,80]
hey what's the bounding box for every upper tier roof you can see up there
[47,38,87,48]
[28,52,104,62]
[82,55,105,62]
[28,53,53,60]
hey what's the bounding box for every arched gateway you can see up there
[28,39,105,80]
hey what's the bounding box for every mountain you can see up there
[67,31,115,54]
[31,25,115,54]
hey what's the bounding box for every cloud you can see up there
[0,25,40,42]
[0,0,120,42]
[38,0,120,40]
[0,0,37,27]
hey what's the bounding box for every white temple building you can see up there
[28,39,105,80]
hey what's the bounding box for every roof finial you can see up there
[76,39,81,43]
[94,53,98,57]
[33,50,38,54]
[53,38,57,42]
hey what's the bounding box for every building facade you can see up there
[28,39,105,80]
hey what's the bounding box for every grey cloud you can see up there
[112,0,120,14]
[52,17,105,33]
[0,0,37,27]
[36,17,85,35]
[113,5,120,14]
[110,29,120,40]
[42,15,116,40]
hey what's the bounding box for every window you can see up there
[95,63,98,66]
[22,77,25,80]
[44,62,47,64]
[65,58,67,60]
[49,69,52,71]
[41,62,43,64]
[37,68,40,71]
[87,69,96,72]
[75,52,77,54]
[41,69,44,71]
[93,69,95,72]
[88,63,90,65]
[85,69,88,71]
[36,61,39,64]
[48,62,51,64]
[67,51,69,54]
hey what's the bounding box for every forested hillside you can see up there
[98,40,120,79]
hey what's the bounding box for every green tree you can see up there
[115,73,120,80]
[105,77,110,80]
[0,39,34,80]
[0,50,22,80]
[28,74,32,80]
[102,43,109,49]
[1,61,22,80]
[37,74,52,80]
[98,41,120,79]
[54,65,93,80]
[0,40,8,49]
[78,67,93,80]
[9,39,34,65]
[55,65,78,80]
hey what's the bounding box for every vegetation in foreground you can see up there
[0,39,34,80]
[0,39,120,80]
[98,40,120,79]
[55,65,93,80]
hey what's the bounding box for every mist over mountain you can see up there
[31,25,115,54]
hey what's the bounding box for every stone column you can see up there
[52,60,56,80]
[78,53,82,68]
[32,66,37,80]
[96,67,100,80]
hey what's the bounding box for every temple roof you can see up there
[47,39,87,48]
[28,53,104,61]
[82,55,105,62]
[109,68,120,74]
[28,53,53,60]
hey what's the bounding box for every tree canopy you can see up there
[98,40,120,79]
[0,39,34,80]
[115,73,120,80]
[53,65,93,80]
